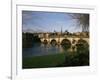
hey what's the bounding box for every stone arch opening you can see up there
[50,39,57,46]
[61,39,71,50]
[43,39,48,45]
[72,39,76,44]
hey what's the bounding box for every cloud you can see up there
[22,11,83,33]
[22,24,47,33]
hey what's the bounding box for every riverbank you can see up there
[23,50,89,69]
[23,53,65,68]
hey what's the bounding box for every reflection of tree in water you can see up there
[22,33,41,48]
[61,39,71,50]
[33,36,41,46]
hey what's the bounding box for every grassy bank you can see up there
[23,53,66,69]
[23,50,89,69]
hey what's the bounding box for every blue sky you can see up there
[22,11,82,33]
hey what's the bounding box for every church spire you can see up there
[61,27,62,34]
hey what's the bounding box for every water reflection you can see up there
[23,43,65,57]
[23,38,89,58]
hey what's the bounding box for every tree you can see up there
[70,14,89,32]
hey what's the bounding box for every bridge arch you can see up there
[61,39,71,49]
[50,39,57,46]
[40,37,89,47]
[43,39,48,45]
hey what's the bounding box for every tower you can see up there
[61,27,62,34]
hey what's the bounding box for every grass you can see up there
[23,50,89,69]
[23,53,66,69]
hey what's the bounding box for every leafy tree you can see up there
[70,14,89,32]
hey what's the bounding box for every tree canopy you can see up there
[70,14,89,32]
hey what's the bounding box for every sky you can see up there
[22,11,83,33]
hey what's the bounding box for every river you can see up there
[22,43,67,57]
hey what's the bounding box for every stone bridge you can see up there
[40,37,89,45]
